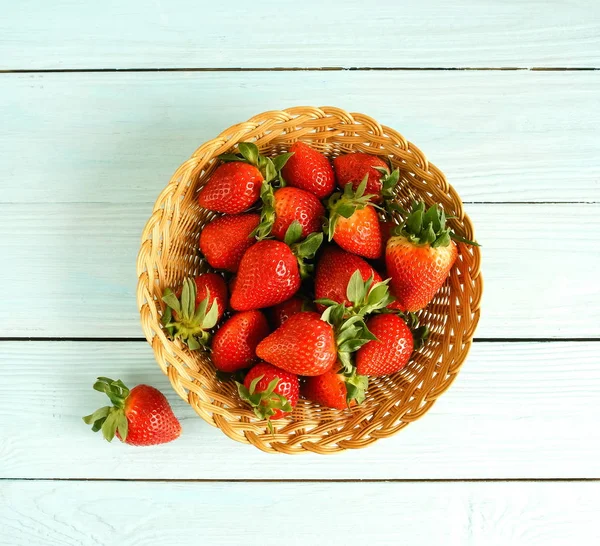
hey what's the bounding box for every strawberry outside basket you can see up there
[136,106,483,454]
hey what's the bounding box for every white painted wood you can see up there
[1,203,598,338]
[1,341,598,479]
[1,71,599,204]
[1,0,599,69]
[1,480,598,546]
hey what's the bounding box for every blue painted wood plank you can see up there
[1,71,599,204]
[0,341,598,479]
[1,0,599,69]
[2,480,599,545]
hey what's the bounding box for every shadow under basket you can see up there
[136,106,483,454]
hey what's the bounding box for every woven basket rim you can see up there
[136,106,483,454]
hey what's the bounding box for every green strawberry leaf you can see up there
[238,142,260,166]
[201,299,220,329]
[218,153,246,163]
[272,152,294,172]
[284,220,303,246]
[161,277,219,350]
[116,413,129,441]
[345,373,368,405]
[355,175,368,198]
[346,270,366,305]
[162,288,181,315]
[431,231,451,248]
[449,231,481,246]
[407,208,423,234]
[423,204,441,232]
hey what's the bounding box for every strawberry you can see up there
[319,270,394,372]
[162,274,228,350]
[199,213,259,272]
[198,142,292,214]
[302,368,368,410]
[386,201,478,311]
[315,246,382,311]
[355,314,414,376]
[230,223,323,311]
[253,185,325,241]
[238,362,299,424]
[256,311,338,376]
[83,377,181,446]
[325,177,382,259]
[281,141,335,199]
[268,296,312,329]
[198,161,264,214]
[211,310,270,372]
[333,153,400,204]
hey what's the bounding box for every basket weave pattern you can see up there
[136,107,483,454]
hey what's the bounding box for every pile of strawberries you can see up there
[158,141,476,427]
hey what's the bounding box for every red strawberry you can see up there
[315,246,382,311]
[333,153,399,203]
[211,311,270,372]
[198,162,264,214]
[83,377,181,446]
[198,142,292,214]
[254,185,325,241]
[238,362,299,422]
[386,202,477,311]
[356,314,414,376]
[302,368,368,410]
[325,178,382,259]
[199,214,259,272]
[162,275,228,350]
[256,312,337,376]
[281,142,335,199]
[230,226,323,311]
[268,296,311,329]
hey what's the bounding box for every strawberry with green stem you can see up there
[162,275,227,350]
[302,367,368,410]
[198,142,292,214]
[230,221,323,311]
[253,184,325,241]
[314,245,383,312]
[237,362,299,430]
[83,377,181,446]
[325,176,382,259]
[333,153,400,205]
[386,201,479,312]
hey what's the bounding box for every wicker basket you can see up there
[136,106,482,454]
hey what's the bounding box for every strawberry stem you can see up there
[218,142,293,185]
[83,377,130,442]
[393,201,480,247]
[161,277,219,350]
[324,176,376,241]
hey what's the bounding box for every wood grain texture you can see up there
[1,0,599,69]
[2,480,599,546]
[1,203,598,338]
[1,71,599,204]
[1,341,598,479]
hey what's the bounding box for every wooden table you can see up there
[1,2,599,544]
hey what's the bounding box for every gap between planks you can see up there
[1,477,599,483]
[0,67,599,74]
